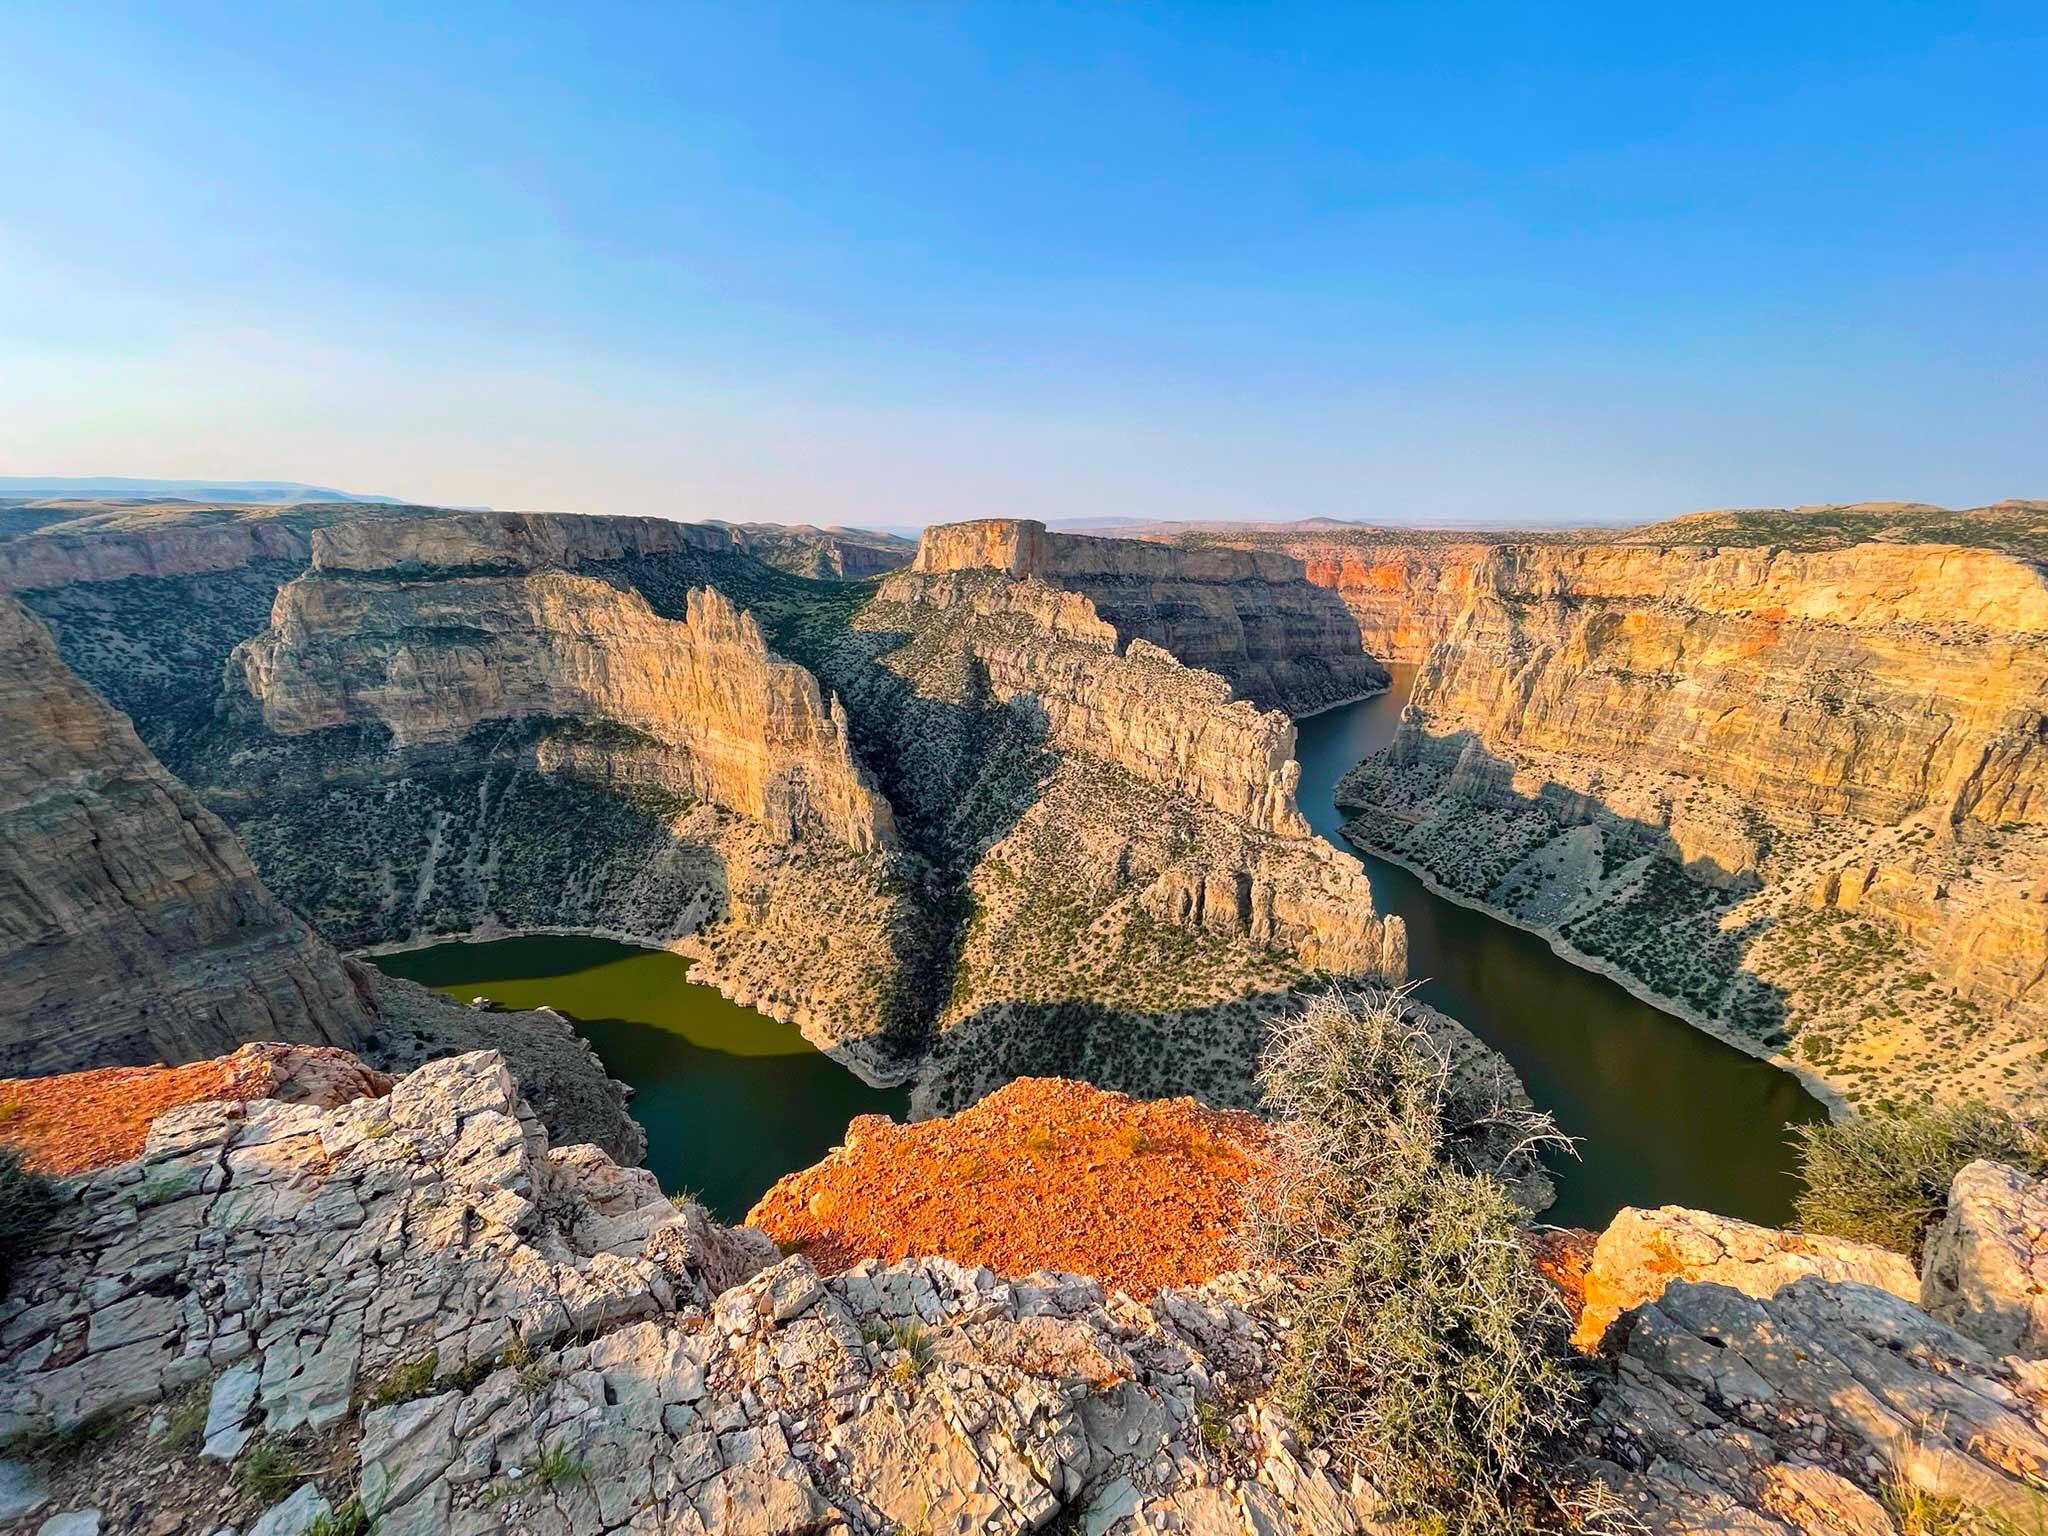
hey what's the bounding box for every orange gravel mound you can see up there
[0,1043,387,1176]
[748,1076,1270,1297]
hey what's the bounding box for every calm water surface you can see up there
[371,935,907,1224]
[1294,667,1827,1227]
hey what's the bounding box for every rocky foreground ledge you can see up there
[5,1051,2048,1534]
[0,1051,1359,1535]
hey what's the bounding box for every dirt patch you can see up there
[0,1043,387,1176]
[748,1075,1270,1296]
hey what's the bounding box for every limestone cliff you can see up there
[912,518,1388,714]
[238,543,894,852]
[1409,543,2048,828]
[0,596,372,1075]
[195,526,916,1066]
[1326,537,2048,1111]
[875,569,1307,836]
[817,565,1404,1110]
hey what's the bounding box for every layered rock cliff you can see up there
[1327,537,2048,1111]
[806,563,1403,1112]
[912,518,1388,714]
[237,549,894,852]
[0,595,372,1076]
[191,522,917,1067]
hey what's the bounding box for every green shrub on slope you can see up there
[1792,1099,2047,1260]
[1250,989,1580,1535]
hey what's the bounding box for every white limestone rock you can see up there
[1922,1158,2048,1357]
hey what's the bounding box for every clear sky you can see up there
[2,2,2042,526]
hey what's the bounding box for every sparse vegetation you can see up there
[306,1499,371,1536]
[233,1435,305,1505]
[1250,989,1581,1534]
[0,1145,60,1296]
[158,1381,211,1455]
[1793,1099,2048,1258]
[372,1348,440,1405]
[1885,1464,2048,1535]
[487,1442,589,1503]
[4,1406,128,1468]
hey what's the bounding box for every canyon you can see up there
[1172,506,2048,1112]
[3,492,2047,1535]
[2,502,1410,1110]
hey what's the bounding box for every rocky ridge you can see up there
[0,1051,1369,1536]
[12,1052,2048,1534]
[913,517,1389,714]
[825,560,1405,1109]
[0,595,372,1077]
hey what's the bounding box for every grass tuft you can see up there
[1792,1099,2048,1259]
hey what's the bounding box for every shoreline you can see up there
[1288,677,1393,720]
[1332,822,1852,1121]
[351,921,917,1093]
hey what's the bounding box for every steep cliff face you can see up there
[0,499,440,593]
[1281,540,1496,663]
[817,565,1404,1110]
[238,544,894,851]
[0,596,372,1075]
[912,518,1388,714]
[876,570,1307,836]
[1328,538,2048,1111]
[192,526,915,1066]
[1412,543,2048,828]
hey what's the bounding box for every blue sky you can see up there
[2,2,2042,525]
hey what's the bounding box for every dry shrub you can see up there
[1249,988,1581,1535]
[1792,1099,2048,1260]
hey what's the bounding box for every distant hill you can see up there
[0,476,405,504]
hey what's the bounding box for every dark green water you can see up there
[1294,668,1828,1227]
[370,935,908,1224]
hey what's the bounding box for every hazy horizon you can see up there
[4,4,2041,524]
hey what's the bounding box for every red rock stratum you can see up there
[0,1042,388,1175]
[748,1075,1269,1297]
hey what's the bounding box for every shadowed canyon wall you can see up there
[914,518,1389,714]
[0,595,373,1074]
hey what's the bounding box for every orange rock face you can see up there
[0,1042,389,1176]
[747,1076,1270,1298]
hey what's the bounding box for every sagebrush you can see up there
[1792,1099,2047,1259]
[0,1146,59,1296]
[1249,988,1581,1535]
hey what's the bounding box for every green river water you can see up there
[376,667,1824,1231]
[370,935,907,1224]
[1293,666,1827,1227]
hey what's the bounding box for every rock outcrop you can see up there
[1564,1161,2048,1534]
[1573,1203,1919,1349]
[0,1052,1370,1536]
[238,543,894,851]
[912,518,1389,714]
[1920,1158,2048,1357]
[0,596,372,1076]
